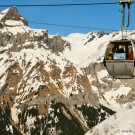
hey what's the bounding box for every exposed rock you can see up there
[48,35,71,54]
[0,7,28,26]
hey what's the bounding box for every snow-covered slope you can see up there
[85,105,135,135]
[63,32,108,66]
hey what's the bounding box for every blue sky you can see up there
[0,0,135,36]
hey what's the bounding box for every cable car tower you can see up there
[104,0,135,79]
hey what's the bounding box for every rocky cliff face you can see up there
[0,7,28,27]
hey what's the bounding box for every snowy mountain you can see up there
[0,7,135,135]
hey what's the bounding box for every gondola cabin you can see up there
[104,39,135,78]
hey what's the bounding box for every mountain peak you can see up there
[0,7,28,27]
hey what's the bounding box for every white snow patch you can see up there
[103,86,132,110]
[5,20,24,26]
[11,103,21,124]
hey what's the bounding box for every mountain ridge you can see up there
[0,7,135,135]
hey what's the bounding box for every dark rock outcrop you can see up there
[0,6,28,26]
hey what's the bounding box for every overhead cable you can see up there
[0,1,134,7]
[0,2,119,7]
[29,21,119,31]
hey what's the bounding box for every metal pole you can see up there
[119,0,132,39]
[120,3,126,39]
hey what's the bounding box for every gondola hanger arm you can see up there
[118,0,132,39]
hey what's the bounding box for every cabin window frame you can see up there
[106,41,133,60]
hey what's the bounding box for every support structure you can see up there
[118,0,132,39]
